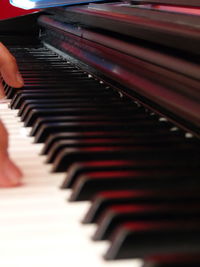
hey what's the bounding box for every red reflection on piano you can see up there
[98,190,149,198]
[143,4,200,15]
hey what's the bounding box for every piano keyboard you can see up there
[0,46,200,267]
[0,102,138,267]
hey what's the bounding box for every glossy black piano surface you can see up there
[1,1,200,266]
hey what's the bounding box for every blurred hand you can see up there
[0,42,23,187]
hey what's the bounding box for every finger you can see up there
[0,156,23,187]
[0,119,8,154]
[0,121,23,187]
[0,42,24,88]
[0,120,9,185]
[0,80,5,98]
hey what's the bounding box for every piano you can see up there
[0,1,200,266]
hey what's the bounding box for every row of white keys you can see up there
[0,102,143,267]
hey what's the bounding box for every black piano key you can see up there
[10,89,118,109]
[52,139,200,172]
[93,203,200,240]
[7,81,113,99]
[52,134,191,163]
[20,101,136,122]
[64,153,199,188]
[11,88,115,109]
[18,81,109,90]
[42,131,162,155]
[20,71,85,76]
[69,168,200,201]
[18,97,121,117]
[26,108,136,127]
[30,113,147,137]
[20,80,94,86]
[19,70,84,76]
[22,73,89,80]
[41,127,187,155]
[20,62,78,68]
[19,81,90,87]
[21,71,88,77]
[48,139,138,163]
[83,189,200,224]
[9,79,104,95]
[4,84,12,96]
[47,135,190,164]
[38,119,174,148]
[104,222,200,260]
[20,67,82,72]
[18,64,80,70]
[54,148,149,172]
[142,253,200,267]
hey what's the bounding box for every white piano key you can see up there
[0,102,143,267]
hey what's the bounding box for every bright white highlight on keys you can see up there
[0,103,142,267]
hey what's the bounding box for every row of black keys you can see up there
[6,47,200,266]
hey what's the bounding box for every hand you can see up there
[0,42,23,187]
[0,42,24,97]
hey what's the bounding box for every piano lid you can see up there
[38,1,200,135]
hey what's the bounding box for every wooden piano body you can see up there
[0,1,200,266]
